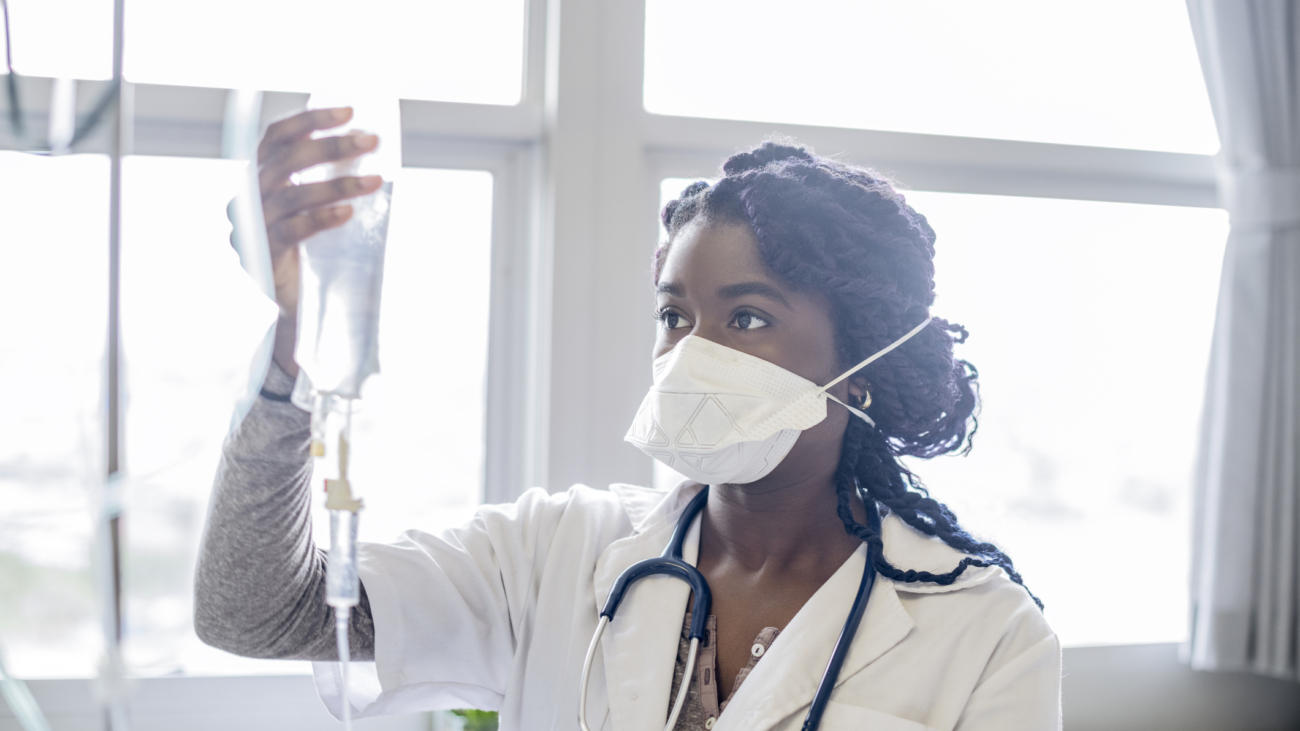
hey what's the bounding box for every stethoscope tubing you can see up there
[578,486,879,731]
[802,537,877,730]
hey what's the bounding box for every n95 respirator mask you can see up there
[625,317,933,485]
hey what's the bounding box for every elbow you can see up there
[192,579,268,658]
[193,609,227,652]
[193,566,235,653]
[193,604,283,659]
[193,599,247,656]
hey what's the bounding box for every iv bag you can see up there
[293,89,401,401]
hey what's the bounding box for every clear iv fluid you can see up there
[296,181,392,398]
[326,507,361,608]
[316,403,362,610]
[328,508,359,730]
[294,89,400,400]
[317,404,362,731]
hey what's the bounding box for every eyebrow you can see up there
[716,281,791,307]
[656,281,683,297]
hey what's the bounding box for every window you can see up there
[0,154,494,678]
[908,190,1225,646]
[0,152,107,678]
[3,0,527,104]
[119,156,284,676]
[645,0,1218,154]
[0,0,114,80]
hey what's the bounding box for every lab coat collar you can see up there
[607,481,696,534]
[607,481,1001,595]
[878,505,1002,594]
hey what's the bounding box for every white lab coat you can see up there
[314,482,1061,730]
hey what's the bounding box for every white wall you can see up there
[1063,644,1300,731]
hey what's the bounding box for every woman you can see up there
[196,108,1060,730]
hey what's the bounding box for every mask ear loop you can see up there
[826,392,876,426]
[820,316,934,426]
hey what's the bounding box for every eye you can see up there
[657,309,691,331]
[733,310,771,330]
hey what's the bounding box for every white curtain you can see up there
[1186,0,1300,681]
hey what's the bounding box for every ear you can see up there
[847,376,870,405]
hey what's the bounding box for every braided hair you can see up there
[656,141,1041,609]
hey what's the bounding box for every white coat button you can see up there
[705,718,716,729]
[751,643,766,658]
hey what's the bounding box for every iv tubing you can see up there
[324,400,361,731]
[336,607,352,731]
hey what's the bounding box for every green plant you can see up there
[451,709,498,731]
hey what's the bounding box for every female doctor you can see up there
[195,108,1061,731]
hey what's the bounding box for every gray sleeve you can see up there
[193,360,375,661]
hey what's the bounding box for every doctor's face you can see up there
[653,220,857,489]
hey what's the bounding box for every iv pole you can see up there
[100,0,131,727]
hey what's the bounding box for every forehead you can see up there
[659,220,772,288]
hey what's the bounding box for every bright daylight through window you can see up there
[0,153,494,678]
[646,0,1218,154]
[2,0,526,103]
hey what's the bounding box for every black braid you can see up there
[836,417,1042,608]
[656,140,1042,610]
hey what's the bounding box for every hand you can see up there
[250,107,384,377]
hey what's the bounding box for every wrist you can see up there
[272,315,300,379]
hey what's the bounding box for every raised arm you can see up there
[194,107,387,660]
[194,360,375,661]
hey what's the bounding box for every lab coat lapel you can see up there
[593,487,702,731]
[713,545,915,731]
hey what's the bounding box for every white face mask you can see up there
[625,317,933,485]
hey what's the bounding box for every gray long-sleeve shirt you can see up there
[193,361,375,661]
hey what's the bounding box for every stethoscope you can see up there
[579,486,880,731]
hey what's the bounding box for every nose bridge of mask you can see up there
[643,316,934,443]
[654,335,809,396]
[646,336,828,446]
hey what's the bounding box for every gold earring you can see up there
[853,390,872,410]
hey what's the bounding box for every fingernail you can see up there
[332,107,351,120]
[359,175,382,189]
[332,204,352,219]
[353,134,378,150]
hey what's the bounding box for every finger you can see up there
[263,175,383,225]
[258,107,353,163]
[268,204,354,247]
[259,132,379,196]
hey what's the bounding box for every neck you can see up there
[700,468,865,573]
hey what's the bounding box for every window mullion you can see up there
[644,114,1218,208]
